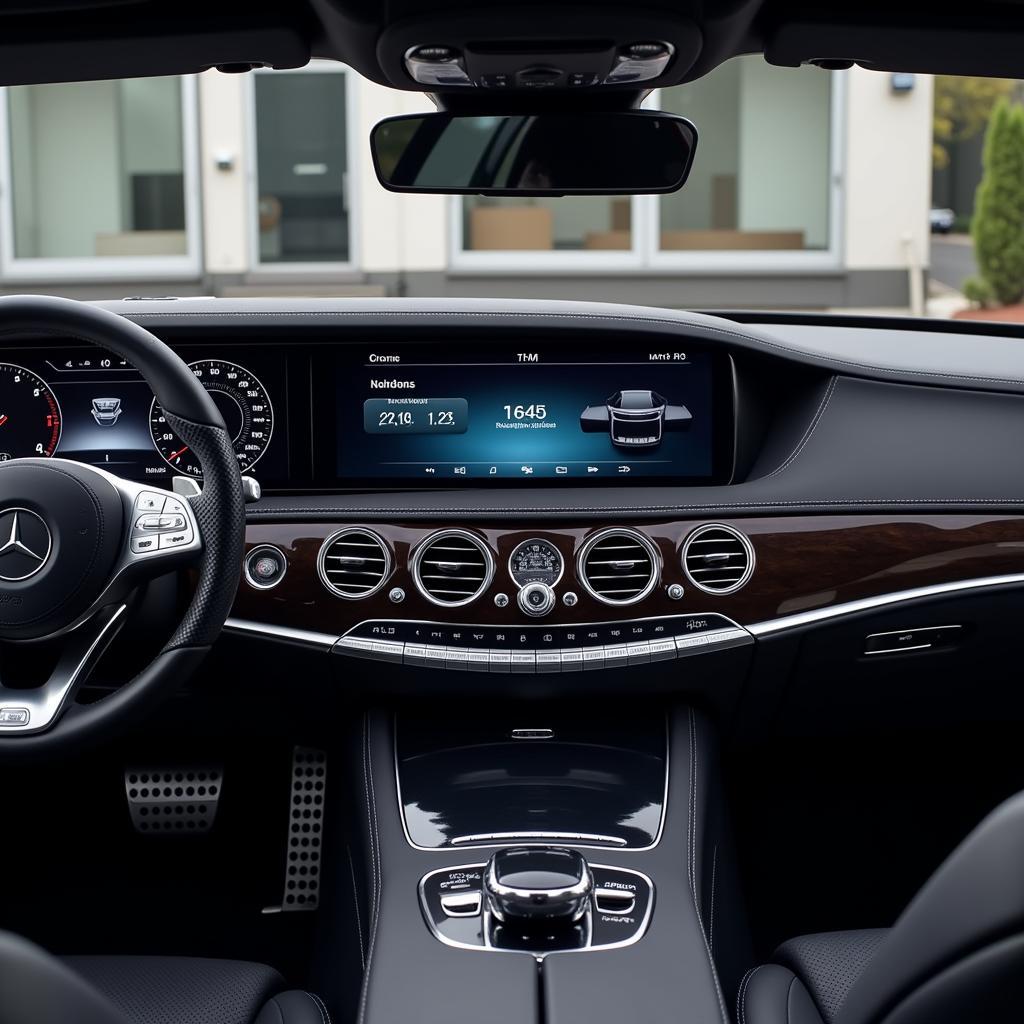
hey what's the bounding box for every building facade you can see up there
[0,61,934,309]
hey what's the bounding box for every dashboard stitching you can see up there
[357,715,381,1024]
[124,311,1024,388]
[763,376,838,480]
[737,965,761,1024]
[688,708,730,1024]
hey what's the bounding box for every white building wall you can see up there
[197,69,250,273]
[353,78,447,273]
[194,62,934,289]
[844,67,933,271]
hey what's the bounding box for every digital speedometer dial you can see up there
[0,363,62,461]
[149,359,274,477]
[509,538,564,588]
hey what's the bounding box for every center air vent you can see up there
[317,529,392,599]
[577,528,660,606]
[682,524,755,595]
[412,529,495,607]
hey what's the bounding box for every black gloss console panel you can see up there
[396,712,667,850]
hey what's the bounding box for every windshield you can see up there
[0,58,1000,321]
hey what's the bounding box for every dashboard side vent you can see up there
[682,524,755,595]
[317,529,392,599]
[412,530,495,607]
[577,529,660,606]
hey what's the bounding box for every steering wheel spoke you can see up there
[0,603,128,734]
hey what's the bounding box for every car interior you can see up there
[2,2,1024,1023]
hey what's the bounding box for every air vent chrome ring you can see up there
[411,529,495,608]
[317,528,393,600]
[681,523,755,595]
[576,528,661,606]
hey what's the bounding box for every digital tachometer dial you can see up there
[509,538,564,588]
[149,359,274,477]
[0,362,62,461]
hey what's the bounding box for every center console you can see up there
[347,706,743,1024]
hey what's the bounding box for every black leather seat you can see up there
[739,790,1024,1024]
[0,931,329,1024]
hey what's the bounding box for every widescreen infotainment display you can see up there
[334,342,730,484]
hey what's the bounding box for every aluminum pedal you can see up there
[124,766,223,835]
[264,746,326,913]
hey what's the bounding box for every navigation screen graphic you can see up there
[335,343,718,483]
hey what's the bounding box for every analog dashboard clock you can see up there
[509,538,564,588]
[149,359,274,477]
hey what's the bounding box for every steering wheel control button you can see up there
[518,581,556,617]
[244,545,287,590]
[131,536,158,554]
[134,491,165,512]
[0,707,30,728]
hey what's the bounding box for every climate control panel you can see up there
[333,612,751,674]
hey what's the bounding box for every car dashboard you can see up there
[4,297,1024,715]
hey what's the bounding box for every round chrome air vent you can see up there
[317,529,392,599]
[412,529,495,607]
[576,528,660,606]
[681,524,755,595]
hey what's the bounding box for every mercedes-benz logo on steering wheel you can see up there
[0,508,52,582]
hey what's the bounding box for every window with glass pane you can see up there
[8,77,187,259]
[659,58,831,252]
[254,71,350,264]
[461,196,631,251]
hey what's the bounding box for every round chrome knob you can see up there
[518,581,556,617]
[484,847,593,924]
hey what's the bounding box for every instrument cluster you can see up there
[0,345,287,485]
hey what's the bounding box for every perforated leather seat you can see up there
[738,791,1024,1024]
[0,932,329,1024]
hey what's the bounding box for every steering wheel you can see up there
[0,295,245,755]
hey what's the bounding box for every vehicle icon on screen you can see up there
[91,397,123,426]
[580,390,691,450]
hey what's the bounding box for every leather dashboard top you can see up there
[89,297,1024,519]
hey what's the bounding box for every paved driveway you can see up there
[931,235,976,291]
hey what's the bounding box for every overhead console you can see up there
[375,9,703,97]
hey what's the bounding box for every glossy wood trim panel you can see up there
[230,515,1024,636]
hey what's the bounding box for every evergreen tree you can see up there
[965,98,1024,306]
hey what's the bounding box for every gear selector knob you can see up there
[483,847,594,924]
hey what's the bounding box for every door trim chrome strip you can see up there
[748,572,1024,636]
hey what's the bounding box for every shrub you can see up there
[967,98,1024,305]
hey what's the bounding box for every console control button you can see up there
[518,582,556,617]
[244,545,287,590]
[441,892,482,917]
[334,614,753,673]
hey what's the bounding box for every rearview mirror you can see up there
[370,111,697,196]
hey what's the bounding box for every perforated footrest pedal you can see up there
[124,766,223,834]
[262,746,326,913]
